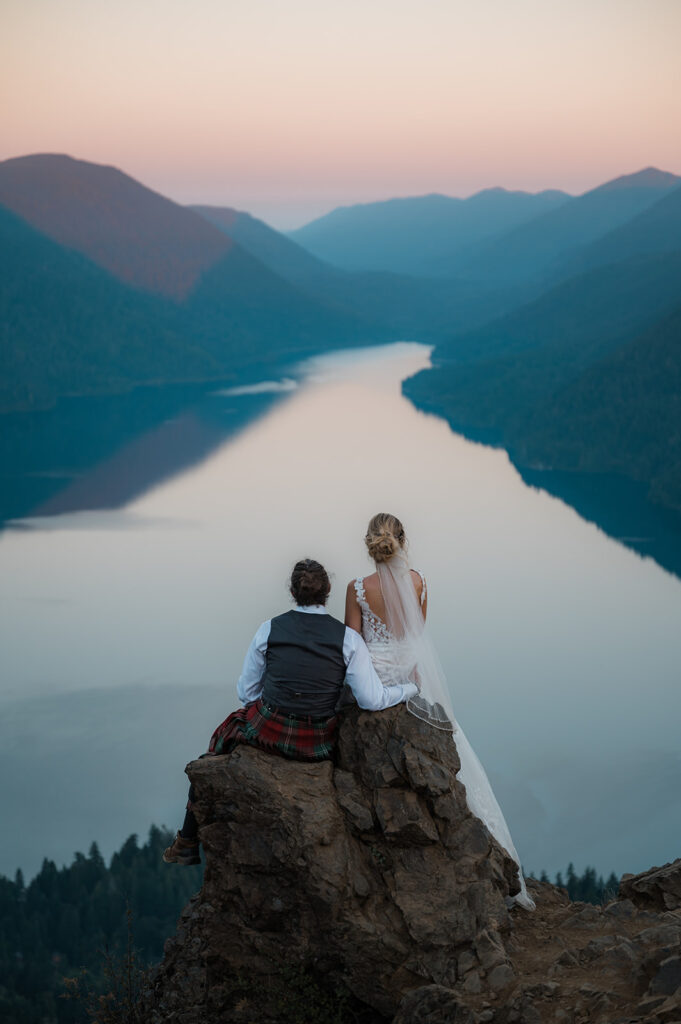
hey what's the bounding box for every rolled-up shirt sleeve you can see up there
[342,627,418,710]
[236,620,271,705]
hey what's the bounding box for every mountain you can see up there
[0,155,375,412]
[557,183,681,278]
[193,204,531,339]
[0,204,213,412]
[0,154,232,299]
[515,303,681,511]
[193,205,326,284]
[404,249,681,448]
[449,167,681,286]
[434,248,681,370]
[286,188,570,275]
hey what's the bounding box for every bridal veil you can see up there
[377,550,536,911]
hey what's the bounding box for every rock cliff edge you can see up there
[144,706,681,1023]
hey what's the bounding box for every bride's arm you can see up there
[344,580,362,634]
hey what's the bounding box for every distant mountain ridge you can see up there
[0,154,232,299]
[287,187,571,275]
[593,166,679,191]
[0,154,375,412]
[558,183,681,279]
[289,168,680,284]
[435,167,681,285]
[192,203,528,339]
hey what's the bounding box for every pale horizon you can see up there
[2,0,680,228]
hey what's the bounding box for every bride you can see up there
[345,512,536,911]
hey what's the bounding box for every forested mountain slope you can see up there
[0,156,375,412]
[556,183,681,279]
[441,167,681,286]
[193,203,526,339]
[0,154,232,299]
[515,304,681,511]
[404,250,681,511]
[0,206,213,411]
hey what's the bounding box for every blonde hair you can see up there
[365,512,406,563]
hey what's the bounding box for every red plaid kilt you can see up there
[208,697,338,761]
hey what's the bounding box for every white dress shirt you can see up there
[237,604,418,711]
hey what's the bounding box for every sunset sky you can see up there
[2,0,680,227]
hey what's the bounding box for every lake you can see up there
[1,342,680,881]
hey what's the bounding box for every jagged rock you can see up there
[143,705,519,1022]
[458,950,478,974]
[637,993,669,1014]
[487,962,516,993]
[555,947,580,967]
[142,703,681,1024]
[462,969,483,995]
[393,985,475,1024]
[559,904,601,929]
[621,859,681,911]
[649,954,681,996]
[476,927,509,971]
[603,897,637,919]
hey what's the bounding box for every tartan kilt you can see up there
[208,697,338,761]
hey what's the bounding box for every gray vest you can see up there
[261,610,346,716]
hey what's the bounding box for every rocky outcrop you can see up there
[144,706,681,1023]
[620,860,681,912]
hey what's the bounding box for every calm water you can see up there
[1,342,680,879]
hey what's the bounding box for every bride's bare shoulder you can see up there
[345,572,376,592]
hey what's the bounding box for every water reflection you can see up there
[518,464,681,580]
[0,378,297,525]
[1,343,681,882]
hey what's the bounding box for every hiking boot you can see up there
[162,832,201,866]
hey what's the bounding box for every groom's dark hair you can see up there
[290,559,331,606]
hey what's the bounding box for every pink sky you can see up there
[2,0,680,228]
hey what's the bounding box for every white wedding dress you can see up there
[354,558,536,911]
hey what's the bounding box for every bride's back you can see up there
[361,570,426,625]
[345,567,427,640]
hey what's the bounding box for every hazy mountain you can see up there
[286,188,570,275]
[404,251,681,436]
[0,156,375,412]
[0,204,212,412]
[193,203,531,339]
[0,154,232,299]
[557,183,681,278]
[404,247,681,511]
[452,167,681,286]
[193,205,326,283]
[515,304,681,511]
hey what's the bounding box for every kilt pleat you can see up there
[208,698,337,761]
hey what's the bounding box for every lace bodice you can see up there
[354,571,426,646]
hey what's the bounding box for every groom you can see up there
[163,557,417,865]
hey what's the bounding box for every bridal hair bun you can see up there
[365,513,406,563]
[290,558,331,606]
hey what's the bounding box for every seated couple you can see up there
[163,512,535,910]
[164,543,418,864]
